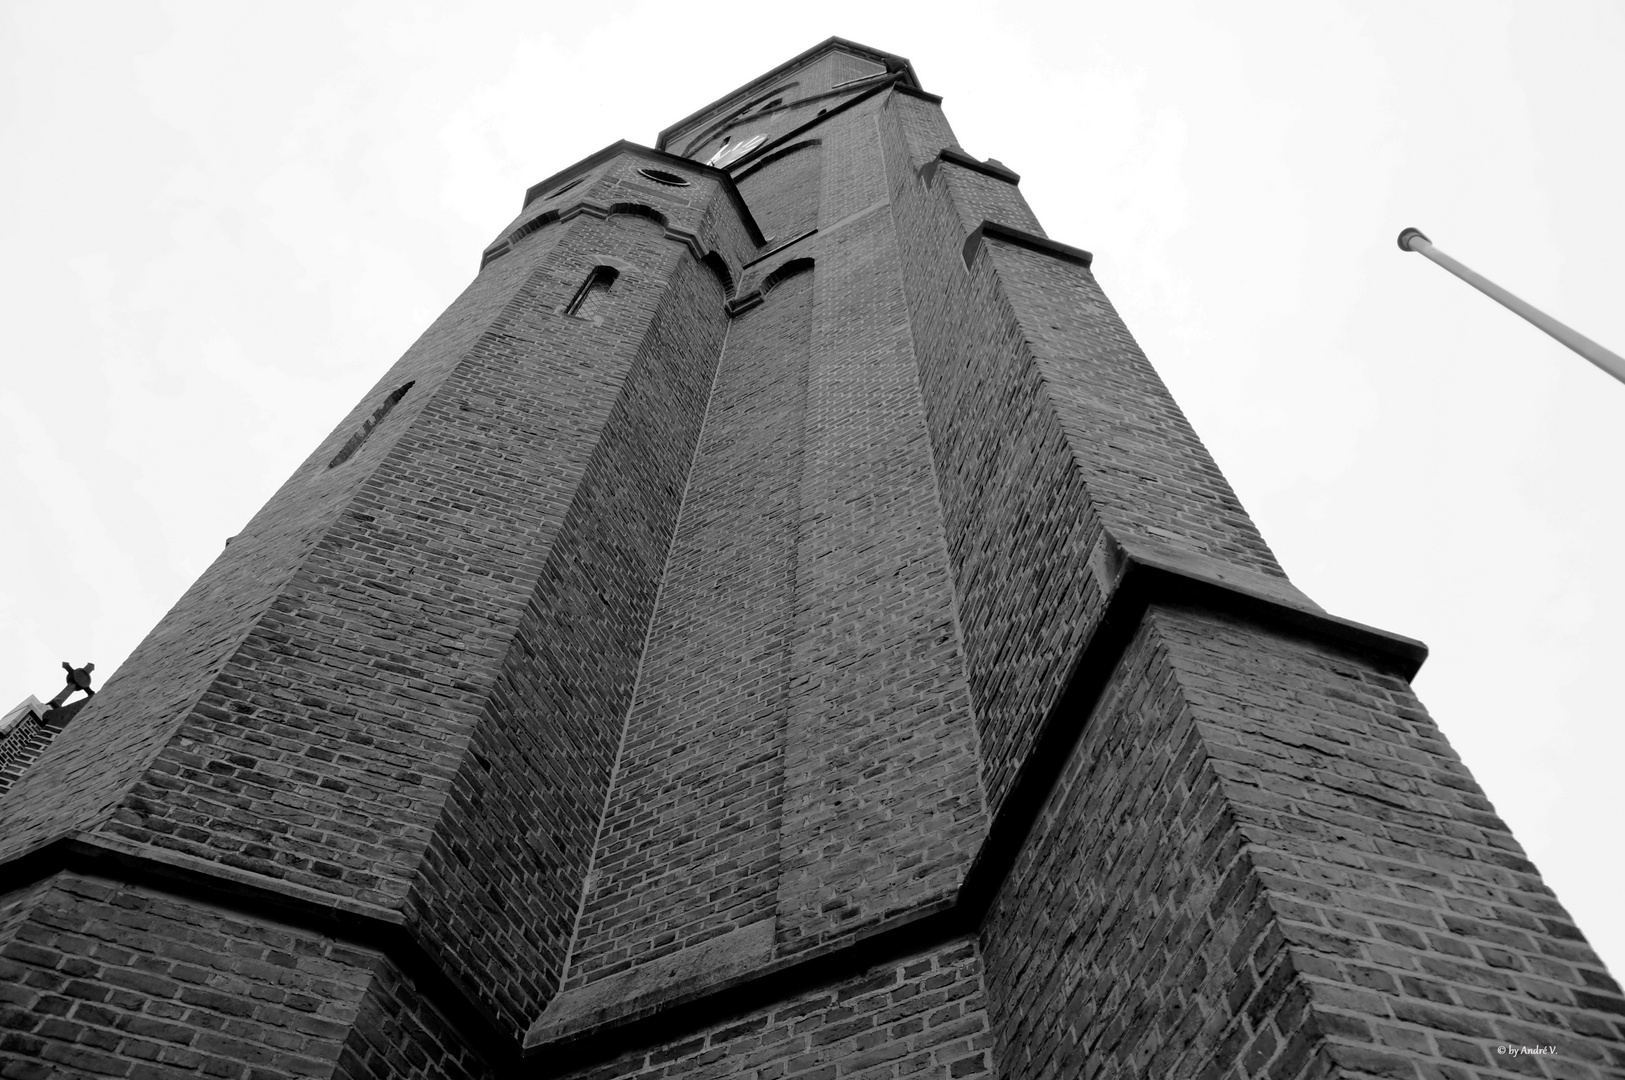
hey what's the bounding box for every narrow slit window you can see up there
[328,382,413,468]
[567,266,619,320]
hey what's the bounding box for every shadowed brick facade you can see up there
[2,38,1620,1080]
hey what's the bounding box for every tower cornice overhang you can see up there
[655,36,922,153]
[521,140,767,247]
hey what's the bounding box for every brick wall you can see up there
[934,163,1044,239]
[769,95,985,960]
[1157,607,1625,1078]
[409,231,733,1035]
[332,957,493,1080]
[981,612,1307,1079]
[737,142,822,244]
[560,939,997,1080]
[877,89,1304,825]
[877,92,1111,822]
[564,260,812,989]
[3,40,1618,1080]
[541,90,989,1028]
[981,606,1625,1079]
[0,872,377,1078]
[0,220,563,869]
[0,151,759,1056]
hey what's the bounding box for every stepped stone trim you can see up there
[934,147,1021,184]
[0,544,1425,1077]
[962,218,1093,269]
[1,833,516,1072]
[482,199,733,278]
[519,141,765,246]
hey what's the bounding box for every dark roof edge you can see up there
[655,37,921,151]
[520,140,765,247]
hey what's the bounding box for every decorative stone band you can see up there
[1,829,518,1069]
[0,540,1425,1077]
[962,218,1093,270]
[519,141,763,235]
[479,200,729,277]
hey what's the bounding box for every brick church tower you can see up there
[2,38,1621,1080]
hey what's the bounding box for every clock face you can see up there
[706,134,765,168]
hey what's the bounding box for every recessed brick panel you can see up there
[878,95,1109,821]
[559,939,997,1080]
[407,224,732,1035]
[773,100,986,957]
[565,265,813,989]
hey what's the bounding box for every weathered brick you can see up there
[3,35,1619,1080]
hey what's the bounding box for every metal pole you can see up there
[1398,227,1625,386]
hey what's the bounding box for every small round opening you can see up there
[638,168,690,187]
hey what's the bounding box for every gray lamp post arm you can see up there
[1398,227,1625,386]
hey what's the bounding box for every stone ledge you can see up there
[0,546,1430,1079]
[526,920,776,1049]
[517,140,766,247]
[963,219,1093,269]
[518,540,1427,1072]
[937,147,1020,184]
[958,533,1427,920]
[522,900,964,1073]
[892,82,944,104]
[0,832,518,1074]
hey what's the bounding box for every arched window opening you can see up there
[763,258,814,295]
[701,252,734,297]
[607,203,669,230]
[329,382,414,469]
[567,267,620,320]
[508,209,559,246]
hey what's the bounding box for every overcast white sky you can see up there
[3,2,1620,974]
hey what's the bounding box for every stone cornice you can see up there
[481,201,720,273]
[963,219,1093,269]
[656,37,922,152]
[516,141,765,247]
[936,146,1019,183]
